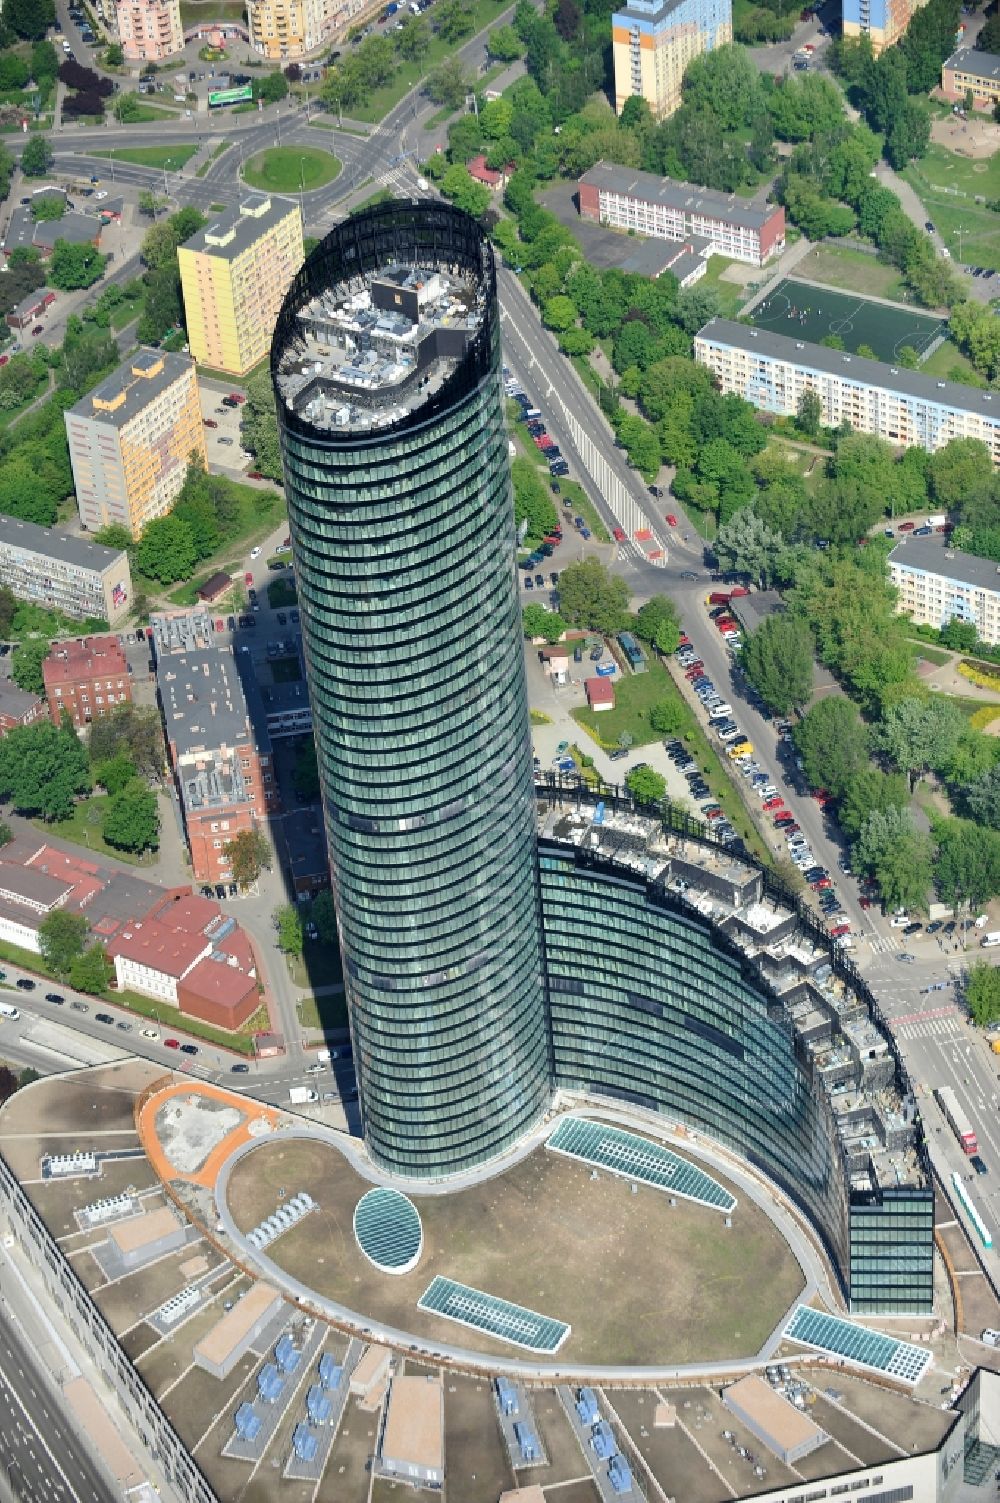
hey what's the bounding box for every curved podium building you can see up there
[273,203,933,1314]
[272,202,550,1178]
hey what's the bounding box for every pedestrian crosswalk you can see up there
[869,931,900,955]
[894,1014,962,1042]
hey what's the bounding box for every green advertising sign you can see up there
[208,84,253,107]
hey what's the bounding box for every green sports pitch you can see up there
[747,280,947,363]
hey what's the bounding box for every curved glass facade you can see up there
[272,203,550,1178]
[538,841,853,1295]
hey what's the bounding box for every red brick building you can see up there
[43,635,131,729]
[151,610,279,885]
[106,888,260,1030]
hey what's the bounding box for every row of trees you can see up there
[320,0,507,114]
[0,314,119,530]
[138,204,206,347]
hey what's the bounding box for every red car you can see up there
[244,570,253,586]
[716,618,737,632]
[247,471,264,480]
[613,527,626,542]
[229,392,246,404]
[203,418,218,428]
[782,823,801,836]
[0,355,9,368]
[684,665,705,679]
[704,807,724,819]
[665,513,678,527]
[829,923,851,938]
[859,897,873,909]
[214,618,224,632]
[898,521,915,532]
[762,797,783,812]
[679,633,691,647]
[164,1038,180,1049]
[813,877,832,890]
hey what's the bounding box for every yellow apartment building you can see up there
[612,0,732,119]
[177,194,305,378]
[65,349,206,540]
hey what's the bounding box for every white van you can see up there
[0,1002,20,1020]
[708,702,733,720]
[981,1329,1000,1347]
[981,932,1000,948]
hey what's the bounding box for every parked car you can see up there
[180,1043,199,1055]
[15,978,35,991]
[203,418,218,429]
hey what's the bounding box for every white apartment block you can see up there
[694,320,1000,462]
[579,164,785,267]
[889,537,1000,646]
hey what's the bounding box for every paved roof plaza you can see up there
[749,279,946,362]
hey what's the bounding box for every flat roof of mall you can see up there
[696,318,1000,422]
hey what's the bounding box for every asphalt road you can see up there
[0,1303,113,1503]
[865,949,1000,1262]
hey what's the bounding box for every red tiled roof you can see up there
[181,955,256,1009]
[148,891,222,936]
[106,919,208,978]
[42,636,127,689]
[585,676,615,705]
[467,154,502,186]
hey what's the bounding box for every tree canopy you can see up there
[740,614,814,715]
[0,720,91,821]
[556,558,630,635]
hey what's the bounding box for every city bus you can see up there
[935,1086,978,1155]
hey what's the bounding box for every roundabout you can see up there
[241,146,342,194]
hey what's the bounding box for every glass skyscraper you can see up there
[271,202,550,1179]
[271,202,933,1314]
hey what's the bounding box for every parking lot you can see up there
[199,385,251,472]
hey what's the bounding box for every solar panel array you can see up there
[547,1116,737,1213]
[353,1187,423,1273]
[417,1276,571,1353]
[783,1306,932,1385]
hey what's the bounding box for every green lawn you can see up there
[179,0,247,22]
[296,990,348,1033]
[919,340,982,382]
[288,937,345,996]
[89,145,198,170]
[911,642,951,666]
[242,146,341,193]
[572,656,768,860]
[343,0,513,123]
[793,244,909,302]
[696,254,755,317]
[903,145,1000,271]
[32,798,157,867]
